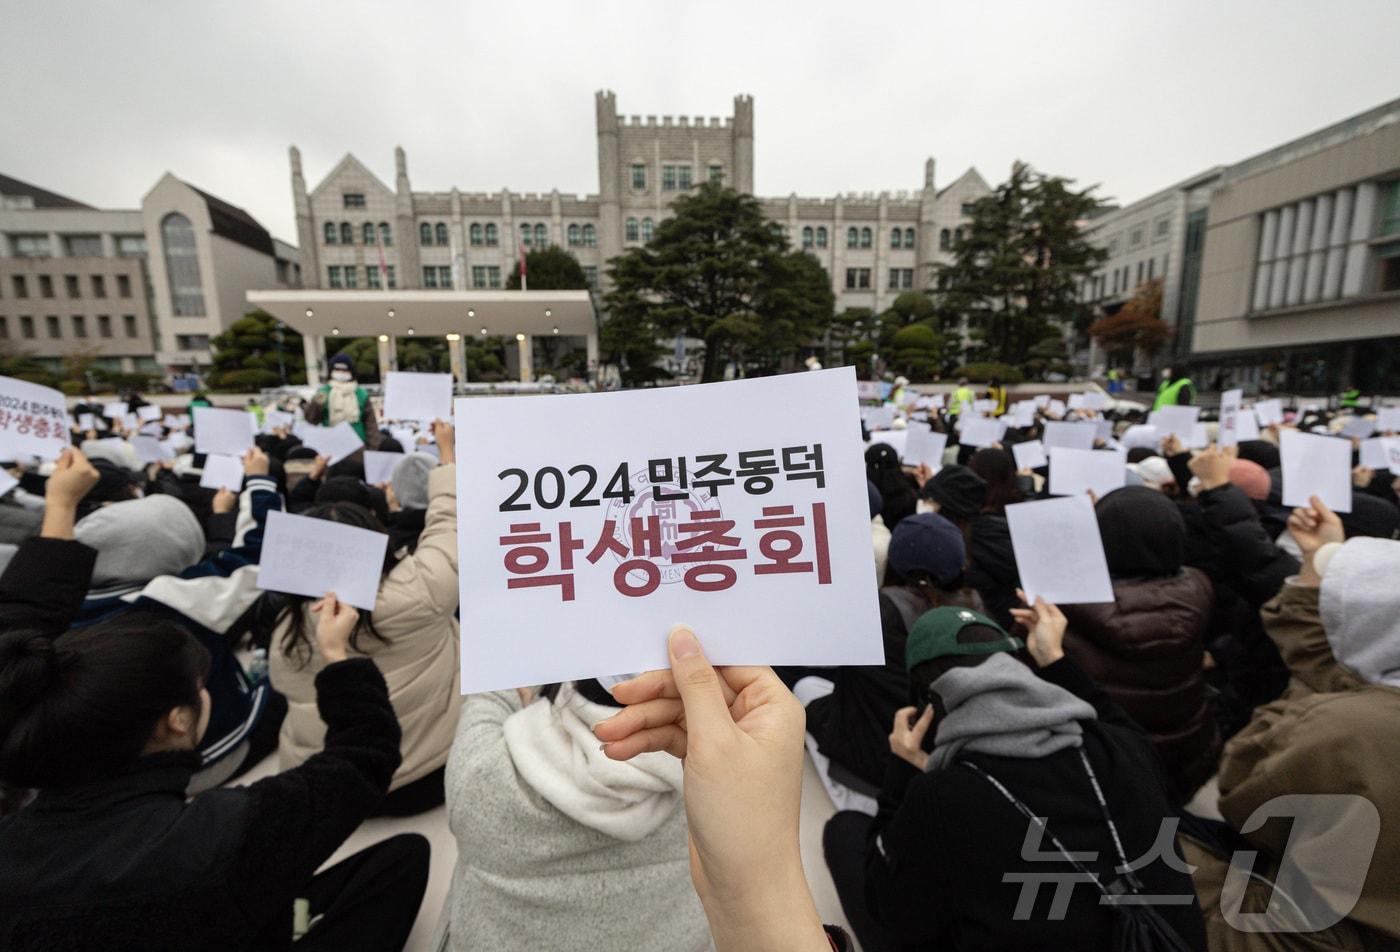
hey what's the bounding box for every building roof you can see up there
[188,183,275,257]
[0,172,93,209]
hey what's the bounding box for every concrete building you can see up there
[288,90,992,324]
[1082,97,1400,393]
[0,172,300,378]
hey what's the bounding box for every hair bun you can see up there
[0,631,62,724]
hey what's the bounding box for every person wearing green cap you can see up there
[822,596,1205,952]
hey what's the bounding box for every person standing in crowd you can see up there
[305,353,379,445]
[984,376,1008,417]
[864,443,918,531]
[1061,486,1220,801]
[826,601,1206,952]
[0,448,429,951]
[1153,364,1195,409]
[435,677,709,951]
[268,420,459,816]
[949,377,976,416]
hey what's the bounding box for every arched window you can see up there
[641,218,654,242]
[625,218,640,241]
[339,222,353,245]
[161,213,205,316]
[860,227,872,249]
[802,226,814,249]
[567,223,581,246]
[953,227,963,243]
[520,224,532,247]
[846,227,858,248]
[485,223,498,246]
[379,222,392,246]
[904,227,915,248]
[939,228,950,250]
[815,227,827,248]
[469,223,483,246]
[362,222,375,245]
[435,222,449,246]
[323,221,337,245]
[534,223,548,247]
[890,228,902,249]
[582,224,596,247]
[419,222,433,245]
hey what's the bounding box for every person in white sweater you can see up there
[434,679,711,952]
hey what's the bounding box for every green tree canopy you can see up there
[888,323,943,380]
[604,182,836,382]
[208,310,305,391]
[934,163,1107,368]
[506,245,590,291]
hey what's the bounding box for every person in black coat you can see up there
[0,448,428,952]
[825,601,1206,952]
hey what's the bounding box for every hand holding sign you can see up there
[0,376,71,461]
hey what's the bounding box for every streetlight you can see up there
[377,334,389,342]
[407,327,415,336]
[515,333,526,342]
[331,327,339,336]
[446,333,461,341]
[388,308,395,319]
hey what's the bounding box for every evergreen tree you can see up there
[208,310,305,391]
[934,163,1107,368]
[605,182,836,382]
[505,245,590,291]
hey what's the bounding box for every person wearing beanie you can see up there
[1227,458,1270,501]
[824,601,1204,952]
[802,513,983,810]
[917,464,985,522]
[864,443,918,531]
[305,352,380,445]
[381,452,438,552]
[1190,504,1400,949]
[1128,455,1177,493]
[1056,487,1219,801]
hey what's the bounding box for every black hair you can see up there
[315,476,389,525]
[273,501,398,666]
[537,680,624,709]
[1126,447,1156,464]
[0,616,210,788]
[967,447,1022,514]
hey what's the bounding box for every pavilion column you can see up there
[377,334,395,381]
[585,331,599,384]
[516,333,533,383]
[303,334,325,387]
[447,333,466,383]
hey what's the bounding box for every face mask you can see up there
[1161,370,1170,380]
[331,370,353,382]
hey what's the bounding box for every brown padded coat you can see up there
[1060,568,1220,801]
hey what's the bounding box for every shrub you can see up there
[59,380,85,396]
[951,361,1024,384]
[209,368,280,392]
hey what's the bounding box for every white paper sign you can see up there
[1340,416,1376,440]
[298,421,365,465]
[1082,391,1107,410]
[102,402,128,420]
[1148,405,1201,441]
[1048,447,1127,499]
[199,454,244,491]
[193,407,256,456]
[868,429,907,458]
[0,468,17,498]
[257,510,388,611]
[973,399,995,413]
[862,405,897,430]
[130,435,174,464]
[1235,408,1260,442]
[363,450,405,486]
[264,409,294,431]
[1046,398,1067,418]
[1186,423,1211,450]
[1280,429,1352,513]
[1378,407,1400,434]
[959,416,1003,448]
[902,422,948,470]
[1359,438,1391,471]
[1043,420,1097,451]
[1218,389,1243,448]
[453,367,883,692]
[1012,439,1048,471]
[137,404,162,421]
[1006,495,1115,604]
[1011,401,1038,427]
[77,413,96,431]
[382,372,454,423]
[1254,399,1285,427]
[0,376,71,461]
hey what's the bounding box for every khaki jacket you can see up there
[270,464,461,789]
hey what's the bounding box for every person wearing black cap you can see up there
[802,512,983,807]
[824,600,1205,952]
[865,443,918,531]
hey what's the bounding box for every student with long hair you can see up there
[268,420,460,816]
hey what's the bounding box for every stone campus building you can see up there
[290,91,991,337]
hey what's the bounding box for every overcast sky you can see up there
[3,0,1398,242]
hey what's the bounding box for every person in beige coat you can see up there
[268,421,461,816]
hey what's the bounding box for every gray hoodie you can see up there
[74,494,204,587]
[1320,537,1400,688]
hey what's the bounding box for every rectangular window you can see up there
[845,268,858,290]
[64,235,102,256]
[487,266,501,289]
[437,266,453,289]
[1147,258,1155,280]
[0,317,6,340]
[91,274,106,298]
[176,334,211,351]
[116,235,147,257]
[21,315,35,339]
[472,266,486,289]
[961,203,975,215]
[98,314,112,338]
[583,266,598,288]
[1136,261,1144,285]
[1380,182,1400,237]
[366,265,381,289]
[327,266,343,288]
[631,164,647,190]
[678,166,692,189]
[423,266,438,289]
[860,268,871,289]
[64,274,79,298]
[117,274,131,297]
[902,268,915,289]
[72,314,87,338]
[343,193,366,208]
[122,314,137,338]
[888,268,901,290]
[708,164,723,184]
[1129,227,1144,248]
[1108,238,1120,256]
[342,266,357,289]
[11,276,26,298]
[45,315,60,339]
[38,275,54,298]
[1155,219,1170,239]
[662,165,677,191]
[386,265,396,289]
[12,235,50,257]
